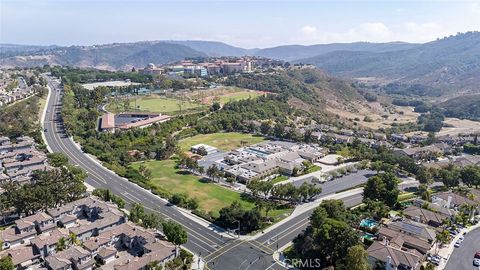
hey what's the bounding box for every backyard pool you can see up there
[360,218,379,228]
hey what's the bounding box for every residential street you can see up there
[445,227,480,270]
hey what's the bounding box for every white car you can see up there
[454,241,461,248]
[473,258,480,267]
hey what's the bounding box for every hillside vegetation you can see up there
[0,42,206,70]
[296,32,480,93]
[439,94,480,121]
[225,68,363,111]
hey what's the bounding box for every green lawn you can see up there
[270,175,289,184]
[398,192,416,201]
[132,159,254,216]
[108,96,204,114]
[218,91,264,104]
[178,132,265,151]
[303,165,321,174]
[131,159,292,220]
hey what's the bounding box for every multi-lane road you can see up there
[40,75,373,269]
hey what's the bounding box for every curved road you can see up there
[41,75,366,270]
[445,227,480,270]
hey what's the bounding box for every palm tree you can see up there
[56,237,67,251]
[68,233,80,246]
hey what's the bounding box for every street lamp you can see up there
[234,220,240,238]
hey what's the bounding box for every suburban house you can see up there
[402,205,449,227]
[367,240,422,270]
[377,227,432,255]
[431,191,478,211]
[386,219,437,243]
[0,196,179,270]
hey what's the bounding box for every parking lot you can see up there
[445,227,480,270]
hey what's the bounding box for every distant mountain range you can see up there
[1,32,480,93]
[253,41,419,61]
[294,32,480,92]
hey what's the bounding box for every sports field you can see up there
[178,132,265,151]
[107,96,204,114]
[186,87,267,105]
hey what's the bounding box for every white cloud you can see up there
[300,25,317,35]
[313,22,394,43]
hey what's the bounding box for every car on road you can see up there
[474,258,480,267]
[427,254,441,265]
[475,251,480,259]
[454,240,461,248]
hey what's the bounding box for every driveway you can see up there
[445,227,480,270]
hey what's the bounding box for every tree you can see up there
[210,102,221,111]
[461,165,480,188]
[138,164,152,180]
[363,172,399,207]
[260,121,272,135]
[273,122,285,138]
[336,245,371,270]
[68,233,80,246]
[162,220,188,246]
[418,184,432,201]
[206,164,220,182]
[47,153,69,167]
[417,166,433,184]
[0,256,14,270]
[436,229,451,246]
[142,212,163,229]
[363,199,390,219]
[439,165,461,188]
[56,237,67,251]
[196,146,208,156]
[129,203,145,223]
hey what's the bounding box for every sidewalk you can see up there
[436,221,480,270]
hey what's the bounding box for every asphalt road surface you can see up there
[445,227,480,270]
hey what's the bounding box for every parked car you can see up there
[454,241,461,248]
[427,255,441,265]
[475,251,480,259]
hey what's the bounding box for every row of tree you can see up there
[417,164,480,188]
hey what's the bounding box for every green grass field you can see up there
[132,159,253,216]
[108,96,204,114]
[270,175,288,184]
[179,132,265,151]
[217,91,264,104]
[131,159,292,219]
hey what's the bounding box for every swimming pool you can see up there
[360,218,379,228]
[362,232,375,240]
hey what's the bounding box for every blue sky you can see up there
[1,0,479,48]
